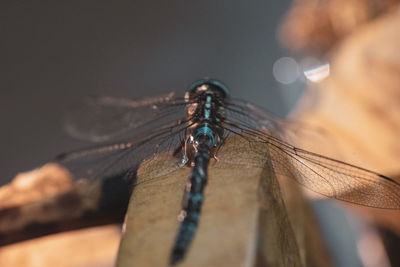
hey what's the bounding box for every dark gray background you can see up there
[0,1,301,181]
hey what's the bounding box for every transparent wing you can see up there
[222,115,400,210]
[267,136,400,209]
[55,119,189,182]
[226,98,331,145]
[64,92,187,142]
[226,98,284,132]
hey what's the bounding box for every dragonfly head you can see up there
[186,79,230,101]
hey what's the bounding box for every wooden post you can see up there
[117,136,333,267]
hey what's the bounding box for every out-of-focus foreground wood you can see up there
[0,226,120,267]
[0,164,121,267]
[117,136,333,267]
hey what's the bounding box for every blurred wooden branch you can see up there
[279,0,399,56]
[0,164,127,246]
[280,2,400,265]
[0,164,122,267]
[291,4,400,175]
[287,5,400,235]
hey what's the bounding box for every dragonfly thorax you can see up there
[181,80,228,162]
[185,80,228,124]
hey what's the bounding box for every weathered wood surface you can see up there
[117,136,333,267]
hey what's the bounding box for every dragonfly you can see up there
[55,79,400,264]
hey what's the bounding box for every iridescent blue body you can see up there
[171,80,229,264]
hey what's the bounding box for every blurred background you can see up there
[0,0,302,182]
[1,1,400,267]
